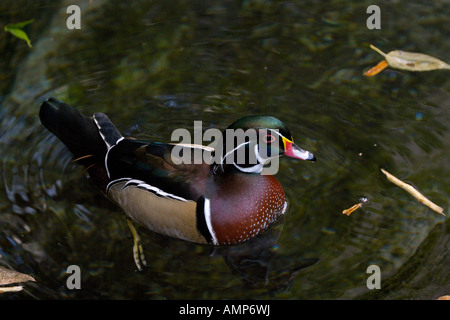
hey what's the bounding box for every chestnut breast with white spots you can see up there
[208,173,287,245]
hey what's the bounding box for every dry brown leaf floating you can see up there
[380,168,445,216]
[0,266,35,294]
[364,44,450,76]
[436,295,450,300]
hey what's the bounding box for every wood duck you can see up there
[39,98,315,269]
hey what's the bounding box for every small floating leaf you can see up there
[4,19,34,48]
[5,19,34,30]
[365,44,450,76]
[5,28,32,47]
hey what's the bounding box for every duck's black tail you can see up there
[39,97,120,191]
[39,98,107,161]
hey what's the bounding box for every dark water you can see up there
[0,0,449,299]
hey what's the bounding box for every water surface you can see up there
[0,0,449,299]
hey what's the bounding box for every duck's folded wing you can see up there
[105,139,213,200]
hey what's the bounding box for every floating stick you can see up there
[0,286,23,293]
[380,168,445,216]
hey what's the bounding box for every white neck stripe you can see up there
[203,198,218,245]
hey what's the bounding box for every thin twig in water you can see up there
[380,168,445,216]
[0,286,23,293]
[71,154,93,163]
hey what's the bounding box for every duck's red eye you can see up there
[263,134,275,143]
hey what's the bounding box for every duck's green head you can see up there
[215,115,315,174]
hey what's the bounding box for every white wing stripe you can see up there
[107,178,188,202]
[106,177,132,193]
